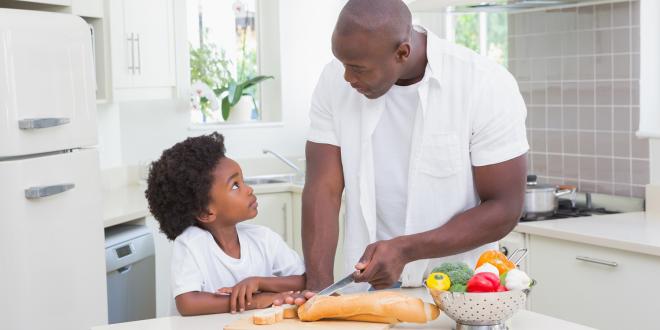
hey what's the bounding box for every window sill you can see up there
[188,121,285,131]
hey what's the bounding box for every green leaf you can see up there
[221,97,231,121]
[240,75,274,90]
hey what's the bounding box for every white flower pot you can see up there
[226,95,255,123]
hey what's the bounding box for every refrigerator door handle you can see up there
[25,183,75,199]
[18,117,71,129]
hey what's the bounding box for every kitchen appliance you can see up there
[521,198,620,222]
[0,8,107,330]
[523,175,575,220]
[105,225,156,324]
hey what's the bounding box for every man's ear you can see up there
[197,206,217,224]
[395,42,411,63]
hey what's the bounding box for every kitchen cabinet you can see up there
[145,215,175,317]
[247,192,294,245]
[528,235,658,330]
[107,0,176,100]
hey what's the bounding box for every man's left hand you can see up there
[353,238,409,289]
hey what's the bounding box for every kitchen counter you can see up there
[514,212,660,257]
[91,288,593,330]
[102,179,660,259]
[102,183,149,228]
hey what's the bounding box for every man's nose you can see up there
[246,185,254,195]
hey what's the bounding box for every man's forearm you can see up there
[258,275,306,293]
[301,187,341,290]
[397,197,521,263]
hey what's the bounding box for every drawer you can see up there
[529,235,660,330]
[0,9,97,157]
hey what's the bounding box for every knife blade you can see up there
[316,272,356,296]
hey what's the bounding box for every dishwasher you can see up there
[105,224,156,324]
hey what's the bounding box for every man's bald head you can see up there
[331,0,421,99]
[334,0,412,50]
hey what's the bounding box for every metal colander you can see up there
[427,287,531,326]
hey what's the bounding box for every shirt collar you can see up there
[414,25,443,86]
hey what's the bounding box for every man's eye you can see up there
[232,183,239,190]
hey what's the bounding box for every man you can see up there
[302,0,528,294]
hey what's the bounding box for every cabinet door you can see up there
[248,193,293,245]
[123,0,175,88]
[108,0,133,88]
[529,235,660,329]
[109,0,175,90]
[145,216,175,317]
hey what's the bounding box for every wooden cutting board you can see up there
[224,318,391,330]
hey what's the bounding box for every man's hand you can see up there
[353,238,409,290]
[217,277,261,313]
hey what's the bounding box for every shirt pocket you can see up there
[417,132,461,178]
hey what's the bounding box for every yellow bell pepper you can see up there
[426,272,451,291]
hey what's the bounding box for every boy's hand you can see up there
[217,277,261,313]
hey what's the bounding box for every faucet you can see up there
[262,149,303,175]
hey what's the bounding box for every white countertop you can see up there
[102,183,150,228]
[91,288,594,330]
[514,212,660,257]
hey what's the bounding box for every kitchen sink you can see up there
[243,174,303,186]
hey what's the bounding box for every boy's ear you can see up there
[197,206,217,224]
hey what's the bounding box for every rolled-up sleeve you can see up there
[307,63,339,146]
[470,66,529,166]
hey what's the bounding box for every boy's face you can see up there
[203,157,258,225]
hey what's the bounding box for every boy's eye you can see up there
[231,182,239,190]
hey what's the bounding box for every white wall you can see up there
[97,0,346,169]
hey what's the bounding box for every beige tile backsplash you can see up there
[509,0,647,198]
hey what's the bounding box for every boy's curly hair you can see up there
[145,132,226,240]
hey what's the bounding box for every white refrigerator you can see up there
[0,9,108,330]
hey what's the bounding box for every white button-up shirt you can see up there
[307,29,529,288]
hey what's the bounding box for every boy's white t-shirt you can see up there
[170,223,305,298]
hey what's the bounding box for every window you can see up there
[446,10,508,66]
[187,0,280,124]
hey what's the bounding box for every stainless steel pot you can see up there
[523,175,575,219]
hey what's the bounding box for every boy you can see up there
[145,133,305,316]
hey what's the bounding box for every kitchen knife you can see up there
[316,272,356,296]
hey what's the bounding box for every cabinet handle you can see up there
[18,117,70,129]
[282,203,288,241]
[25,183,75,199]
[135,33,141,74]
[576,256,618,267]
[127,33,135,74]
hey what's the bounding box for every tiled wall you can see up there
[508,0,647,198]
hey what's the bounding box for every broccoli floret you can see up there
[449,283,467,292]
[431,262,474,286]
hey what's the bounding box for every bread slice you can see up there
[281,304,299,319]
[252,307,284,325]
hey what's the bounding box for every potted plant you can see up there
[190,32,273,122]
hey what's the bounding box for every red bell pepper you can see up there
[466,272,501,293]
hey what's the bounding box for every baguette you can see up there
[298,291,439,324]
[252,307,284,325]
